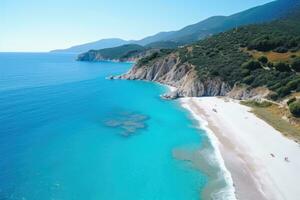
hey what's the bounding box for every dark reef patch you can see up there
[104,111,149,136]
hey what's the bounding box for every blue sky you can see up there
[1,0,273,52]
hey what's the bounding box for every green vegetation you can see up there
[137,49,174,67]
[79,44,146,61]
[242,101,300,142]
[241,100,272,108]
[258,56,268,64]
[139,9,300,99]
[289,100,300,117]
[274,62,291,72]
[77,41,178,62]
[287,97,297,105]
[291,57,300,72]
[145,41,179,49]
[242,60,262,70]
[137,0,299,45]
[247,35,300,52]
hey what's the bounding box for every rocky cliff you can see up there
[114,53,232,98]
[112,52,274,100]
[111,9,300,100]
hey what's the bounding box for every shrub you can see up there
[290,46,299,53]
[247,37,279,51]
[274,46,288,53]
[287,97,296,105]
[277,87,291,98]
[268,92,278,101]
[210,69,219,76]
[257,101,273,107]
[258,56,268,64]
[243,100,272,108]
[274,62,291,72]
[291,57,300,72]
[243,75,255,84]
[242,60,262,70]
[137,52,159,66]
[289,100,300,117]
[286,79,300,91]
[241,69,250,76]
[267,62,274,68]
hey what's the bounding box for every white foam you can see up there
[180,98,237,200]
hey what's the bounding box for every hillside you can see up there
[145,41,179,49]
[76,41,178,62]
[57,0,298,53]
[138,0,299,45]
[77,44,146,62]
[116,9,300,101]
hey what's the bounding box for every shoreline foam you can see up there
[126,80,300,199]
[180,97,300,200]
[180,98,237,200]
[163,85,237,199]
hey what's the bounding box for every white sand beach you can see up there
[180,97,300,200]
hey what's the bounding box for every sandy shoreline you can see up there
[180,97,300,200]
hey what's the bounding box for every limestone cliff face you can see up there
[115,54,232,98]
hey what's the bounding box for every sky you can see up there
[0,0,273,52]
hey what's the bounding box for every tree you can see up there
[267,62,274,68]
[287,97,296,105]
[291,57,300,72]
[242,60,262,70]
[289,100,300,117]
[274,46,288,53]
[274,62,291,72]
[258,56,268,64]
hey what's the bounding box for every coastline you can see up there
[180,96,300,200]
[113,77,300,199]
[180,100,237,200]
[165,85,236,199]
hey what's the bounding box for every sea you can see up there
[0,53,234,200]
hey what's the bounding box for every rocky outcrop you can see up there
[227,85,272,100]
[112,53,275,100]
[77,48,160,63]
[114,53,232,98]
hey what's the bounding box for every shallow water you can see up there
[0,53,226,200]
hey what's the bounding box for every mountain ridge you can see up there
[52,0,298,53]
[51,38,130,53]
[114,6,300,100]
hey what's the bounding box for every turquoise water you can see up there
[0,53,210,200]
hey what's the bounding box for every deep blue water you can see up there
[0,53,209,200]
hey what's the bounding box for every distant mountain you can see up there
[53,0,298,54]
[119,6,300,100]
[135,0,299,45]
[51,38,130,53]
